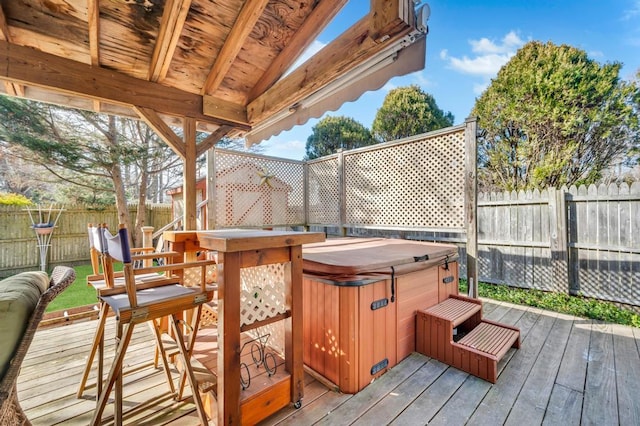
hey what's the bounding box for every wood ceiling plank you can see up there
[200,0,270,95]
[88,0,100,66]
[248,0,349,102]
[135,106,186,158]
[148,0,192,82]
[245,14,413,124]
[0,41,249,129]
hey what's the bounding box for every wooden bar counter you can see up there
[163,229,325,425]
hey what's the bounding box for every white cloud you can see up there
[622,1,640,20]
[409,70,431,87]
[443,30,526,93]
[382,81,397,92]
[470,31,524,55]
[260,138,306,160]
[449,31,525,77]
[449,53,512,77]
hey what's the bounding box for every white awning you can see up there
[244,35,427,146]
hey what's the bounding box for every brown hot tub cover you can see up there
[302,238,459,283]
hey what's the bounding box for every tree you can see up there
[0,97,181,244]
[473,41,639,191]
[372,85,454,142]
[304,116,375,160]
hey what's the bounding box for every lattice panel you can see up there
[307,157,340,224]
[344,130,466,229]
[214,149,305,227]
[240,263,286,327]
[183,264,217,287]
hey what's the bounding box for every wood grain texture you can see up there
[17,300,640,425]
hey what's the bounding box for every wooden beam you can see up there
[135,106,186,158]
[183,117,197,231]
[0,41,250,130]
[248,0,349,102]
[88,0,100,66]
[196,125,233,157]
[370,0,410,43]
[200,0,270,95]
[202,95,247,125]
[0,5,10,42]
[148,0,192,82]
[87,0,102,114]
[246,15,413,124]
[0,6,23,97]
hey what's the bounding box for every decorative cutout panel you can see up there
[213,149,305,227]
[240,263,286,327]
[183,264,217,287]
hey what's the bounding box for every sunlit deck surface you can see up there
[19,299,640,425]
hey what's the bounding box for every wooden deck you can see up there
[19,299,640,425]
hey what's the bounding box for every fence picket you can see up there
[0,205,172,276]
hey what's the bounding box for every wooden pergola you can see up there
[0,0,428,229]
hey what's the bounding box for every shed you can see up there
[168,163,291,227]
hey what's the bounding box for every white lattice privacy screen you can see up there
[212,149,305,227]
[345,129,466,229]
[212,125,469,231]
[306,126,467,230]
[307,156,341,225]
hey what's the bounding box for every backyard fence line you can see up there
[0,204,172,277]
[208,139,639,307]
[343,183,640,307]
[3,150,639,308]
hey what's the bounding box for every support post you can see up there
[207,148,217,230]
[183,117,197,234]
[549,187,570,293]
[464,117,478,298]
[141,226,154,266]
[337,149,347,237]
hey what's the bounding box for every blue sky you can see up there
[257,0,640,160]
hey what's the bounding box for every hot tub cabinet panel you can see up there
[396,267,439,361]
[302,238,459,394]
[303,277,398,394]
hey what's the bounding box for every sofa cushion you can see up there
[0,271,49,378]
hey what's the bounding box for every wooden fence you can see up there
[476,183,640,307]
[0,204,172,277]
[314,183,640,308]
[2,183,638,307]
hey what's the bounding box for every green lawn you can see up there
[46,264,98,312]
[460,280,640,328]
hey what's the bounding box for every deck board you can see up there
[505,312,574,425]
[352,359,447,425]
[582,322,619,425]
[611,323,640,425]
[16,299,640,426]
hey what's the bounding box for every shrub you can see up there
[0,193,33,206]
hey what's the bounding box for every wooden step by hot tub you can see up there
[416,295,520,383]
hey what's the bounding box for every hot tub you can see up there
[302,238,459,393]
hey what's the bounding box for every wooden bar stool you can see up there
[89,224,216,425]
